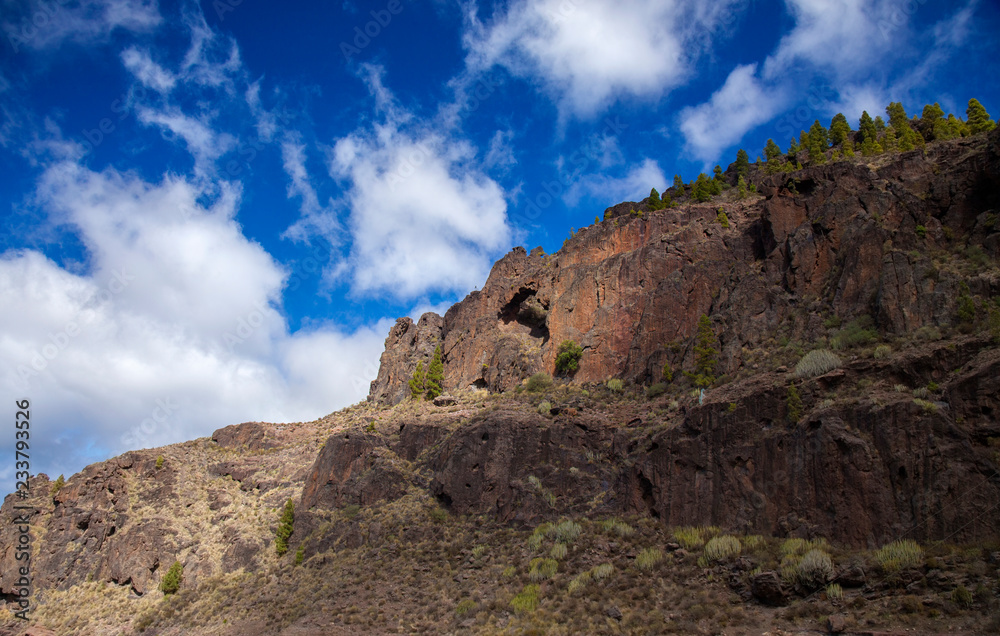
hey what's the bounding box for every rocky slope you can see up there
[2,131,999,635]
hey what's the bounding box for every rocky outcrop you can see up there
[369,130,1000,405]
[310,337,1000,547]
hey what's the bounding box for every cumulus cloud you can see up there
[0,163,389,481]
[763,0,901,81]
[316,66,511,299]
[462,0,743,117]
[679,64,789,164]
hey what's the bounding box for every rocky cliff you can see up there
[369,129,1000,404]
[2,132,1000,635]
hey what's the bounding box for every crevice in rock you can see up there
[498,286,550,343]
[638,472,659,518]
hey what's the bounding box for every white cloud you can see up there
[484,129,517,172]
[762,0,900,81]
[137,107,237,178]
[2,0,160,52]
[463,0,743,117]
[314,66,511,299]
[0,163,390,480]
[281,138,341,244]
[679,64,788,164]
[564,158,666,208]
[121,47,176,94]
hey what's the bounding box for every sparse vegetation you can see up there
[875,539,923,573]
[525,372,553,393]
[155,455,164,470]
[635,548,663,571]
[275,499,295,556]
[606,378,624,392]
[703,535,741,564]
[554,339,583,375]
[794,349,841,378]
[786,384,803,422]
[159,561,183,595]
[50,474,65,496]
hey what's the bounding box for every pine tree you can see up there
[648,187,664,210]
[874,115,886,133]
[737,174,748,199]
[829,113,851,146]
[764,139,782,163]
[408,361,426,398]
[882,127,899,153]
[734,148,750,180]
[886,102,921,151]
[713,165,724,181]
[50,474,65,496]
[967,98,997,134]
[673,174,684,191]
[807,120,829,164]
[947,113,970,138]
[799,130,810,150]
[685,314,718,388]
[692,173,712,202]
[859,111,877,143]
[275,499,295,556]
[788,136,800,157]
[425,345,444,399]
[920,103,948,141]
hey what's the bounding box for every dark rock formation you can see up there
[369,130,1000,404]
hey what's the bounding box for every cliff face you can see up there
[369,130,1000,404]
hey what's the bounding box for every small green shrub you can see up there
[155,455,164,470]
[550,543,567,560]
[275,499,294,556]
[794,349,841,378]
[502,565,517,578]
[50,474,65,496]
[875,539,923,573]
[537,401,552,416]
[674,526,708,550]
[510,584,540,614]
[555,340,584,374]
[550,520,582,544]
[591,563,615,581]
[703,535,741,563]
[342,504,361,519]
[786,384,803,422]
[915,225,927,238]
[429,507,447,523]
[600,518,634,537]
[662,361,673,382]
[567,570,591,593]
[914,398,938,414]
[635,548,664,572]
[455,599,477,616]
[826,582,843,601]
[873,344,891,359]
[606,378,624,392]
[528,557,558,581]
[956,283,976,325]
[160,561,183,595]
[716,209,730,228]
[646,383,667,399]
[471,545,487,559]
[926,381,939,393]
[831,315,878,349]
[294,544,305,566]
[526,372,553,393]
[796,549,834,590]
[952,584,973,608]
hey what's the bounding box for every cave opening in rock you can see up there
[499,287,550,343]
[436,492,453,509]
[638,473,659,518]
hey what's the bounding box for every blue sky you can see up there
[2,0,998,485]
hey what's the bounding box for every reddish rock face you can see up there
[369,131,1000,405]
